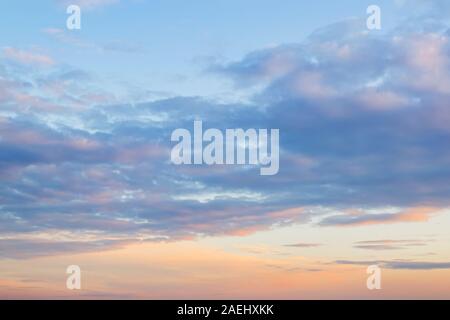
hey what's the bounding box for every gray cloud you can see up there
[335,259,450,270]
[0,239,133,259]
[353,239,432,250]
[284,243,322,248]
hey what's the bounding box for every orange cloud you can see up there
[319,206,440,227]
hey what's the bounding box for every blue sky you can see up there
[0,0,403,97]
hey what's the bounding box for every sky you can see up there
[1,0,450,299]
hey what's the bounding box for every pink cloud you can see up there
[3,47,55,67]
[356,88,410,111]
[320,206,440,227]
[291,71,337,99]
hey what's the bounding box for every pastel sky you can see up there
[1,0,450,299]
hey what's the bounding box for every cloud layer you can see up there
[1,8,450,258]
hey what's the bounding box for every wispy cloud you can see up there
[42,28,143,53]
[2,47,55,67]
[284,243,322,248]
[319,207,439,227]
[353,239,432,250]
[335,259,450,270]
[0,238,133,259]
[56,0,119,10]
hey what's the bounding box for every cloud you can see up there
[284,243,322,248]
[335,259,450,270]
[318,207,439,227]
[384,261,450,270]
[0,238,133,259]
[2,5,450,257]
[353,239,432,250]
[2,47,55,67]
[42,28,144,54]
[56,0,119,10]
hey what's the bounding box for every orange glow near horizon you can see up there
[1,237,450,299]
